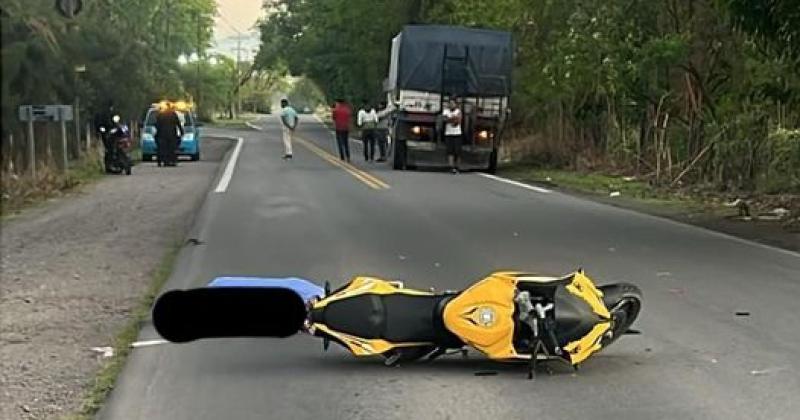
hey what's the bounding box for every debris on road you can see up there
[2,332,29,344]
[474,370,498,376]
[90,347,114,358]
[735,311,751,317]
[749,367,786,376]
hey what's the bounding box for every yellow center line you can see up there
[295,136,390,190]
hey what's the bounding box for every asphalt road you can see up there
[100,116,800,420]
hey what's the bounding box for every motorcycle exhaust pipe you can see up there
[153,287,307,343]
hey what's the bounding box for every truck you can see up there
[385,25,513,173]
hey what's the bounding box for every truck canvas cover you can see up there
[387,25,513,97]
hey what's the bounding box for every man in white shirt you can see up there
[442,98,463,174]
[280,99,298,160]
[357,103,379,162]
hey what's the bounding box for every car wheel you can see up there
[142,154,152,162]
[191,151,200,161]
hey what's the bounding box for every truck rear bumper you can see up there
[405,142,494,169]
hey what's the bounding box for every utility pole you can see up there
[236,36,242,115]
[196,11,202,114]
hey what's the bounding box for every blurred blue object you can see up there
[207,277,325,304]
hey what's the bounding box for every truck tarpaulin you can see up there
[387,25,513,97]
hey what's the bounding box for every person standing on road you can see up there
[331,99,352,162]
[376,100,394,162]
[442,97,463,174]
[280,99,298,160]
[154,102,184,167]
[357,103,379,162]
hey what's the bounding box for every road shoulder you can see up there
[0,138,232,419]
[496,166,799,253]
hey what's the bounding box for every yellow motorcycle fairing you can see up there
[312,324,431,356]
[442,272,520,359]
[443,271,612,365]
[313,276,432,309]
[309,276,435,356]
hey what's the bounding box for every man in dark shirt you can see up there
[154,103,184,167]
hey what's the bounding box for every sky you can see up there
[214,0,264,39]
[212,0,264,58]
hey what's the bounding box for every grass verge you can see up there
[498,164,706,211]
[64,243,182,420]
[1,151,106,219]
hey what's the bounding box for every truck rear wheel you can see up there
[486,148,498,174]
[393,139,406,170]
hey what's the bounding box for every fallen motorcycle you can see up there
[153,270,642,378]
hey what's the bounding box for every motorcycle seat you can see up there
[317,294,457,344]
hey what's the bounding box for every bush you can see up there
[762,128,800,192]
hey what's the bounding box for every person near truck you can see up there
[442,97,463,174]
[357,103,379,162]
[280,99,298,160]
[331,99,352,162]
[375,100,394,162]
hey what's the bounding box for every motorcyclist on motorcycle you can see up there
[93,101,116,167]
[93,101,132,175]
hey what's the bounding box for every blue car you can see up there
[140,105,203,161]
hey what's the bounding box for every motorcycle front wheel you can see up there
[598,283,642,348]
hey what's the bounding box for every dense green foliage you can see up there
[1,1,286,172]
[1,0,216,128]
[258,0,799,192]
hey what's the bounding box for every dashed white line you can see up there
[477,173,551,194]
[214,137,243,193]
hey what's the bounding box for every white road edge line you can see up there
[245,121,262,131]
[214,137,243,193]
[478,173,551,194]
[131,339,169,348]
[481,171,799,258]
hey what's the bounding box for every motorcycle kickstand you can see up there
[384,352,401,367]
[425,347,446,362]
[529,338,558,380]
